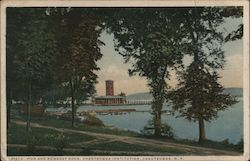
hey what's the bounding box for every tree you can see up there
[50,8,103,127]
[6,8,22,129]
[105,8,185,136]
[7,8,104,129]
[105,7,241,139]
[118,92,126,97]
[222,7,243,42]
[7,8,57,131]
[169,7,241,143]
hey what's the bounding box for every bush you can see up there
[45,133,69,155]
[160,124,174,138]
[83,115,104,127]
[235,138,243,152]
[141,121,174,139]
[221,138,229,145]
[26,135,40,155]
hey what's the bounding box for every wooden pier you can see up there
[78,108,136,116]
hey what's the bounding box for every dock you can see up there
[78,108,136,116]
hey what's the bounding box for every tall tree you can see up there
[50,8,103,127]
[7,8,57,131]
[6,8,21,129]
[105,8,185,136]
[169,7,241,143]
[105,7,241,138]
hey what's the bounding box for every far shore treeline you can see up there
[6,7,243,143]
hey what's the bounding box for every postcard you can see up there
[1,0,249,161]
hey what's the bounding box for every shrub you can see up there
[221,138,229,145]
[235,138,243,152]
[160,124,174,138]
[141,120,174,139]
[83,115,104,127]
[26,135,40,155]
[45,133,69,155]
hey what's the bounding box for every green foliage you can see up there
[118,92,126,97]
[7,8,105,128]
[7,8,59,131]
[170,69,238,122]
[236,138,243,152]
[6,7,243,146]
[8,122,95,147]
[141,120,174,139]
[42,85,66,105]
[13,115,139,137]
[167,7,241,142]
[45,133,69,154]
[8,8,57,85]
[105,7,242,140]
[105,8,186,136]
[47,8,104,126]
[83,114,104,127]
[26,135,40,154]
[223,7,243,42]
[91,141,184,154]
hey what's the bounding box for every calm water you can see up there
[78,97,243,144]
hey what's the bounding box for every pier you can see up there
[78,108,136,116]
[125,100,152,105]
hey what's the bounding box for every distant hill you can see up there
[126,92,152,100]
[224,88,243,97]
[126,88,243,100]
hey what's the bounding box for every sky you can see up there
[95,17,243,96]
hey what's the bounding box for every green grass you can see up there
[90,141,185,154]
[147,137,243,153]
[13,114,139,137]
[7,120,184,156]
[10,114,242,155]
[8,123,95,146]
[7,123,184,156]
[7,147,93,156]
[8,140,185,156]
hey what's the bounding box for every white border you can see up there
[1,2,7,161]
[243,1,250,160]
[1,0,249,161]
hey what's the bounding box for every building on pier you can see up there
[93,95,126,105]
[93,80,126,105]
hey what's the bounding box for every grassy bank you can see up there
[7,122,184,156]
[8,115,243,156]
[143,136,243,153]
[7,123,95,146]
[12,114,139,137]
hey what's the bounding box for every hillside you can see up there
[127,88,243,100]
[224,88,243,97]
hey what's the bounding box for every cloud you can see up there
[220,53,243,88]
[96,65,130,81]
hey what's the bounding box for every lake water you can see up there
[78,97,243,144]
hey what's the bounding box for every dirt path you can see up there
[13,120,241,156]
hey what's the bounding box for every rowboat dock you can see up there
[78,108,136,116]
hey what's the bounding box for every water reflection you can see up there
[78,97,243,144]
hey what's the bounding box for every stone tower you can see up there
[105,80,114,96]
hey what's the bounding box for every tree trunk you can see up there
[198,117,206,143]
[7,88,12,129]
[70,81,75,128]
[152,96,164,137]
[154,109,162,137]
[152,65,168,137]
[26,83,32,132]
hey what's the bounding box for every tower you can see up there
[106,80,114,96]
